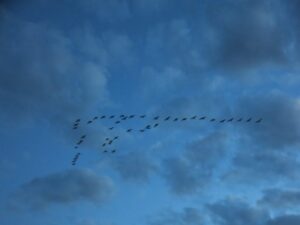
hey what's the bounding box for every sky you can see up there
[1,0,300,224]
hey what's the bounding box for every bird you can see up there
[210,118,216,122]
[74,146,78,149]
[129,115,135,118]
[145,125,151,129]
[154,123,159,127]
[108,140,113,145]
[75,119,80,122]
[246,118,252,122]
[114,136,119,140]
[101,115,106,119]
[111,149,116,153]
[102,143,106,147]
[219,119,225,123]
[81,135,86,139]
[164,116,171,121]
[199,116,206,120]
[87,120,92,124]
[104,150,108,153]
[120,114,125,118]
[154,116,159,120]
[140,115,146,118]
[105,137,110,141]
[109,127,114,130]
[140,129,145,132]
[109,115,115,119]
[181,118,187,121]
[121,116,128,120]
[237,118,243,122]
[73,126,78,130]
[190,116,197,120]
[227,118,234,122]
[173,118,178,121]
[77,140,83,145]
[127,129,132,132]
[256,118,262,123]
[93,116,98,120]
[115,121,121,124]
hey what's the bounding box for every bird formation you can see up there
[70,115,263,165]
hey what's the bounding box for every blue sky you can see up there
[1,0,300,224]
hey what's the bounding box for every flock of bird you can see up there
[71,114,263,165]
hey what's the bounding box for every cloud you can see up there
[112,152,157,183]
[149,207,204,225]
[162,132,229,195]
[0,10,110,128]
[202,0,291,73]
[207,198,269,225]
[7,169,114,210]
[258,188,300,209]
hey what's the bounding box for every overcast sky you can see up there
[1,0,300,225]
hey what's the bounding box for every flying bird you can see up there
[81,135,86,139]
[115,121,121,124]
[102,143,106,147]
[256,118,262,123]
[77,140,83,145]
[126,129,132,132]
[173,118,178,121]
[129,115,135,118]
[154,116,159,120]
[210,118,216,122]
[93,116,98,120]
[219,119,225,123]
[199,116,206,120]
[237,118,243,122]
[111,149,116,153]
[104,150,108,153]
[87,120,92,124]
[154,123,159,127]
[121,116,128,120]
[181,118,187,121]
[109,115,115,119]
[120,114,125,118]
[190,116,197,120]
[246,118,252,122]
[105,137,110,141]
[114,136,119,140]
[227,118,234,122]
[145,125,151,129]
[140,115,146,118]
[109,127,114,130]
[75,119,80,122]
[101,115,106,119]
[108,140,113,145]
[140,129,145,132]
[164,116,171,121]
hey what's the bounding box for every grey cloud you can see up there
[0,11,109,128]
[266,215,300,225]
[162,132,229,195]
[207,198,269,225]
[149,207,204,225]
[8,169,114,210]
[112,152,157,183]
[202,0,291,73]
[236,92,300,149]
[258,188,300,209]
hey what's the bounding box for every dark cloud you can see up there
[236,92,300,150]
[207,198,270,225]
[7,169,114,210]
[202,0,291,73]
[149,207,204,225]
[266,215,300,225]
[0,10,109,128]
[162,132,229,195]
[258,188,300,209]
[112,152,157,183]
